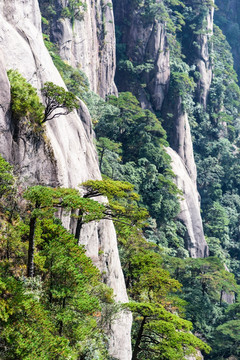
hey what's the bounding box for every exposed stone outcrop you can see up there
[181,1,214,107]
[0,1,132,358]
[40,0,117,98]
[194,3,214,107]
[162,96,208,257]
[187,351,204,360]
[79,220,131,359]
[0,54,12,163]
[161,1,215,257]
[113,0,170,110]
[166,147,208,258]
[164,97,198,184]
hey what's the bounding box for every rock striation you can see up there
[191,2,214,108]
[113,0,170,110]
[0,55,12,163]
[166,147,208,258]
[0,1,132,359]
[40,0,117,98]
[0,0,219,357]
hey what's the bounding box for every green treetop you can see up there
[41,82,79,123]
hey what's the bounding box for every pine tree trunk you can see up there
[75,210,83,241]
[132,316,146,360]
[27,215,37,277]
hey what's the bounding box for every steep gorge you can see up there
[113,0,212,258]
[0,0,240,359]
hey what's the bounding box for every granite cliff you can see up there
[0,0,235,358]
[0,0,131,358]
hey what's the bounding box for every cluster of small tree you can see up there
[0,154,212,359]
[0,155,117,359]
[40,0,87,31]
[85,91,187,255]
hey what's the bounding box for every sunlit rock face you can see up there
[166,147,208,258]
[0,1,132,358]
[186,350,204,360]
[0,54,12,163]
[192,2,214,108]
[39,0,117,98]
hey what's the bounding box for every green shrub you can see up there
[61,0,87,28]
[0,155,14,199]
[7,70,44,125]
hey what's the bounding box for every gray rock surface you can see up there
[44,0,117,98]
[166,147,208,258]
[0,54,12,162]
[113,0,210,258]
[126,16,170,111]
[0,1,132,358]
[186,351,204,360]
[80,220,132,360]
[166,97,198,184]
[183,1,214,108]
[195,4,214,107]
[113,0,170,110]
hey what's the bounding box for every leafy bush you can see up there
[0,155,14,199]
[7,69,44,124]
[61,0,87,28]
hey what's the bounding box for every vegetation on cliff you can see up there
[1,0,240,359]
[0,155,211,359]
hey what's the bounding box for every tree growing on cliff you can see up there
[23,179,147,277]
[7,72,79,126]
[0,159,115,359]
[23,186,106,277]
[62,0,87,28]
[41,82,79,123]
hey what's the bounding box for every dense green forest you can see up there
[1,0,240,359]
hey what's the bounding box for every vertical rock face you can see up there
[0,55,12,163]
[0,1,132,358]
[164,97,197,185]
[166,147,208,258]
[194,3,214,107]
[162,96,208,256]
[40,0,117,98]
[79,220,131,360]
[113,0,170,110]
[181,1,214,107]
